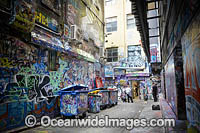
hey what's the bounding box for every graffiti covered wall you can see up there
[0,34,96,131]
[165,53,178,116]
[181,13,200,130]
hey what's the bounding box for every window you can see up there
[127,15,135,29]
[106,47,118,62]
[105,0,116,6]
[106,17,117,32]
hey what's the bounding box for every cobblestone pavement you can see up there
[14,100,164,133]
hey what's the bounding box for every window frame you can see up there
[106,47,118,62]
[106,17,117,32]
[127,14,135,29]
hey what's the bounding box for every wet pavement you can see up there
[14,100,164,133]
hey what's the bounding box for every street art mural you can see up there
[181,13,200,130]
[55,57,94,90]
[127,45,145,68]
[165,53,178,116]
[0,34,96,131]
[0,34,52,104]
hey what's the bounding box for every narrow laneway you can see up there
[18,100,163,133]
[1,0,200,132]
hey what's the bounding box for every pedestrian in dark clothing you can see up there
[135,87,138,96]
[152,83,158,102]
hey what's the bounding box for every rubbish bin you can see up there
[99,90,109,110]
[112,90,118,105]
[58,85,88,118]
[108,89,118,106]
[88,93,101,113]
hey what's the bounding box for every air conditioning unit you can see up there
[70,25,82,42]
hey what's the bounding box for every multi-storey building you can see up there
[104,0,150,99]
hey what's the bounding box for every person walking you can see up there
[152,83,158,102]
[125,85,133,103]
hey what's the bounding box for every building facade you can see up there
[104,0,150,99]
[0,0,104,131]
